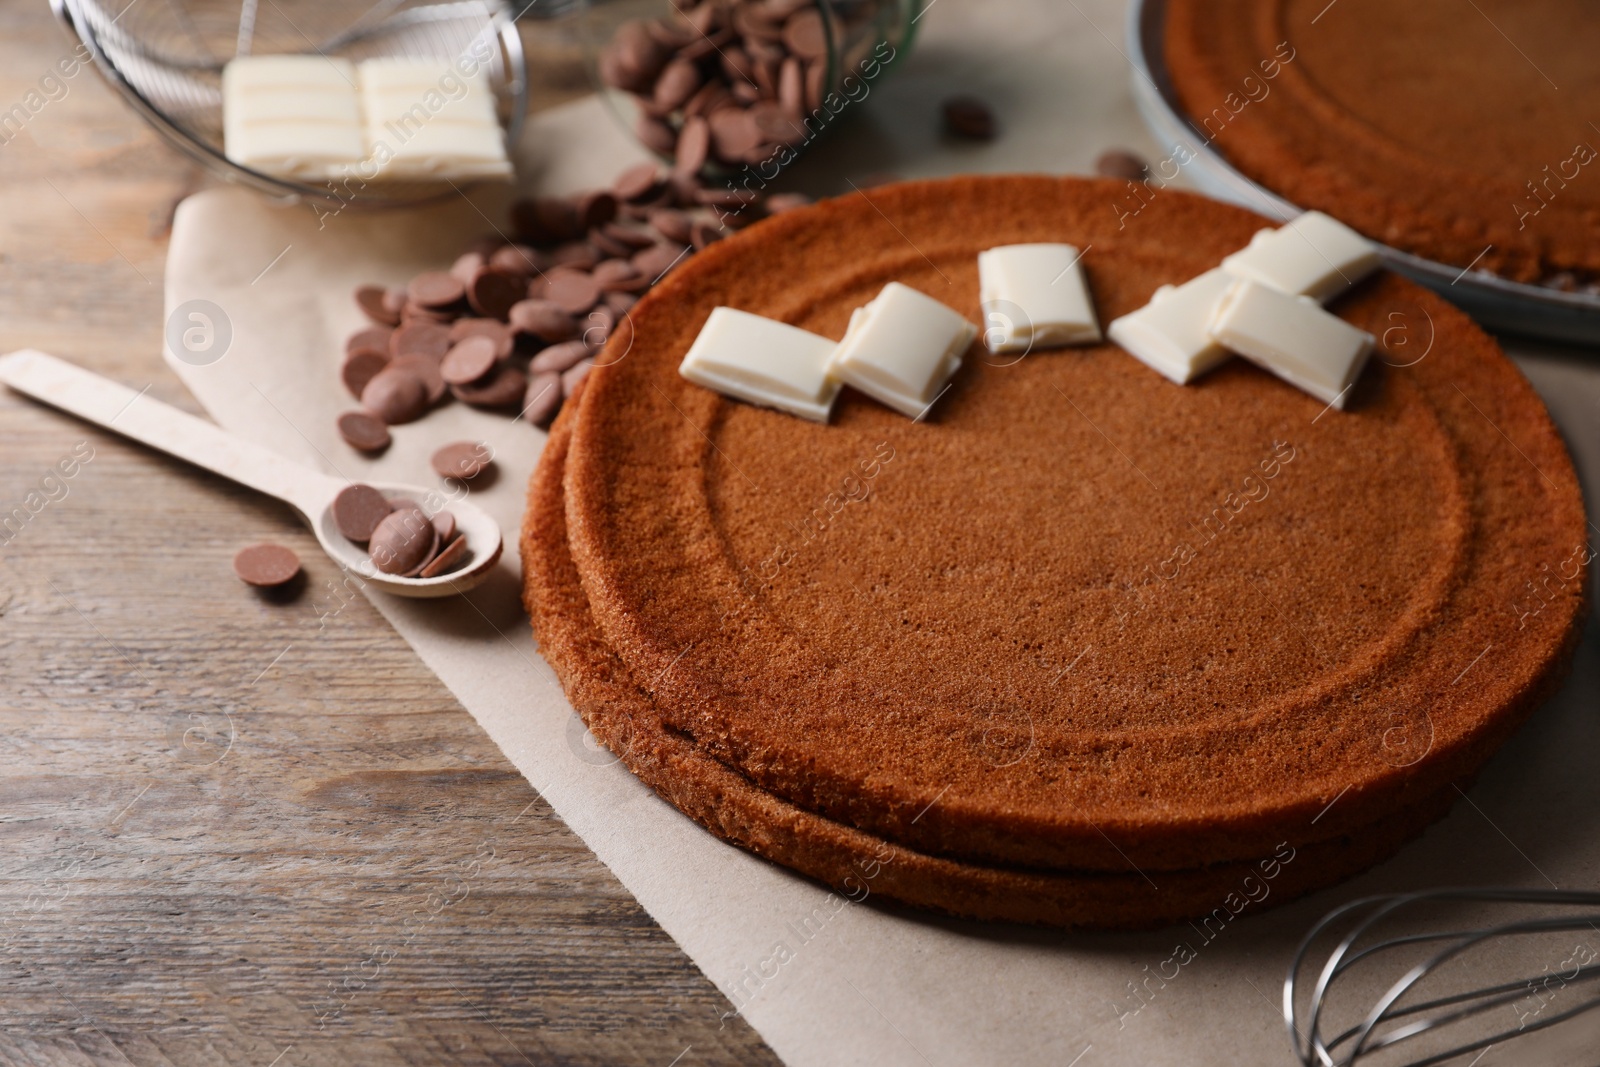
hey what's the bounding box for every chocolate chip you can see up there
[690,220,724,250]
[614,162,665,203]
[419,534,470,579]
[577,189,620,231]
[356,285,400,326]
[562,360,594,397]
[450,363,527,409]
[361,366,430,424]
[433,510,457,544]
[942,96,996,141]
[593,258,645,292]
[530,339,593,375]
[778,56,804,117]
[511,197,583,244]
[346,326,392,359]
[600,221,660,249]
[341,350,391,399]
[654,58,703,112]
[636,114,679,155]
[390,355,446,406]
[633,242,689,281]
[675,115,711,173]
[647,207,694,244]
[710,108,763,161]
[604,290,638,315]
[440,336,499,385]
[1095,148,1149,182]
[524,371,564,426]
[448,317,514,359]
[488,244,544,276]
[369,508,438,576]
[750,101,801,145]
[408,271,467,308]
[509,299,578,342]
[549,241,602,271]
[336,410,391,453]
[390,320,453,362]
[451,251,486,284]
[332,484,394,543]
[467,267,526,319]
[233,543,301,588]
[544,270,602,315]
[782,8,826,59]
[431,441,494,481]
[589,227,638,260]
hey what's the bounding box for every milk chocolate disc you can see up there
[233,543,301,588]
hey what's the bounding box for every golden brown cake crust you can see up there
[552,175,1586,877]
[1163,0,1600,283]
[524,403,1466,929]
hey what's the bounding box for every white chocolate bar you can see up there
[1207,280,1374,408]
[221,55,511,184]
[679,307,842,422]
[1221,211,1380,303]
[358,59,510,179]
[222,57,363,180]
[1106,268,1234,385]
[826,282,976,418]
[977,243,1101,352]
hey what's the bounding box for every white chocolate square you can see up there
[679,307,842,422]
[978,243,1101,352]
[1107,268,1234,385]
[826,282,976,418]
[359,59,510,180]
[1207,280,1374,408]
[222,56,363,180]
[1221,211,1380,303]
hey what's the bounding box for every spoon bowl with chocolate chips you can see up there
[0,349,503,598]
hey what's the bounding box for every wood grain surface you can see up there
[0,6,778,1065]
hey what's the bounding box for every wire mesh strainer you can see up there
[51,0,550,206]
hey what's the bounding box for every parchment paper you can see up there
[162,2,1600,1063]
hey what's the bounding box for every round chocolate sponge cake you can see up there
[524,174,1586,926]
[1163,0,1600,284]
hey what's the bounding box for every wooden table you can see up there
[0,6,777,1064]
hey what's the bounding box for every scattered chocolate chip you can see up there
[390,320,453,362]
[450,363,527,409]
[593,258,644,292]
[577,189,620,231]
[448,317,514,359]
[346,326,392,358]
[336,410,392,453]
[433,510,457,544]
[1095,148,1150,182]
[942,95,996,141]
[647,207,694,244]
[408,271,467,308]
[544,270,603,315]
[530,339,593,375]
[509,299,579,342]
[332,484,394,543]
[467,267,526,319]
[361,366,431,424]
[356,285,400,326]
[549,241,602,271]
[431,440,494,481]
[420,535,470,579]
[369,508,438,576]
[439,336,500,385]
[562,359,594,397]
[614,162,665,203]
[489,244,543,276]
[633,242,688,280]
[636,114,679,155]
[690,220,724,250]
[341,350,391,399]
[233,543,301,588]
[604,290,638,315]
[782,8,826,59]
[676,115,711,173]
[451,251,486,284]
[524,371,564,426]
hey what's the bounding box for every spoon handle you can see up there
[0,349,344,520]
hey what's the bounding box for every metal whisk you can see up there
[1285,888,1600,1066]
[49,0,544,206]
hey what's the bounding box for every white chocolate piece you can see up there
[1107,268,1234,384]
[222,55,511,184]
[358,59,510,180]
[222,57,363,180]
[1221,210,1380,303]
[679,307,842,422]
[1207,280,1374,408]
[826,283,975,418]
[977,243,1101,352]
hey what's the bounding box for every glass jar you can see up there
[576,0,922,173]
